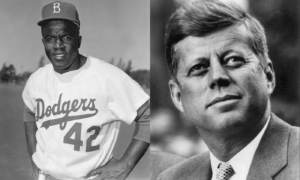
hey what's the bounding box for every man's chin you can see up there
[201,111,246,132]
[51,61,70,70]
[52,64,72,74]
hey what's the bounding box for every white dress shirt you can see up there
[210,116,270,180]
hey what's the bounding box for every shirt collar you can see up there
[210,116,270,180]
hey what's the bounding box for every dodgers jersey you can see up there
[22,56,149,179]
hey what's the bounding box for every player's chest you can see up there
[32,77,109,126]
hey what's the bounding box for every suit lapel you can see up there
[189,152,212,180]
[247,114,290,180]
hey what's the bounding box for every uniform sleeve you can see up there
[133,106,150,143]
[22,77,35,116]
[108,75,149,125]
[23,106,36,122]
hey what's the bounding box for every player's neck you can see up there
[77,54,87,70]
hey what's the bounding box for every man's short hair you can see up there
[165,0,269,79]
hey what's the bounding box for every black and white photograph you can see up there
[0,0,299,180]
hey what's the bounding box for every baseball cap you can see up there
[38,1,80,28]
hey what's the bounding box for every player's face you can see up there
[42,20,81,74]
[169,23,275,135]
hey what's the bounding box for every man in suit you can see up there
[158,0,299,179]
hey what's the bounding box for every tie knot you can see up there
[216,163,235,180]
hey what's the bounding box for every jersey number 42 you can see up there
[63,122,101,152]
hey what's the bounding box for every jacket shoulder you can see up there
[284,125,300,178]
[157,152,210,180]
[151,151,186,180]
[251,114,300,180]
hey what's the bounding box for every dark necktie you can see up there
[216,162,235,180]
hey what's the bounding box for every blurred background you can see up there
[0,0,149,179]
[151,0,300,158]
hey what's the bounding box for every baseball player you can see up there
[23,1,150,180]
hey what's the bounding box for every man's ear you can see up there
[264,61,276,96]
[169,79,184,112]
[78,35,82,48]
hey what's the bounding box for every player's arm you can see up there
[119,100,150,172]
[23,106,40,179]
[86,100,150,180]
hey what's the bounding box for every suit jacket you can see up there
[150,150,186,180]
[157,114,300,180]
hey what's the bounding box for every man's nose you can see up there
[54,37,64,49]
[207,58,230,89]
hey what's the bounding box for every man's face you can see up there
[42,20,81,74]
[169,23,275,134]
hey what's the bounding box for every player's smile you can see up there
[53,52,67,60]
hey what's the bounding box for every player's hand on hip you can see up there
[84,157,133,180]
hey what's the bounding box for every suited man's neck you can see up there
[198,109,270,162]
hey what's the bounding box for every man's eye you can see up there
[45,36,55,43]
[62,35,73,42]
[225,57,245,67]
[189,64,209,76]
